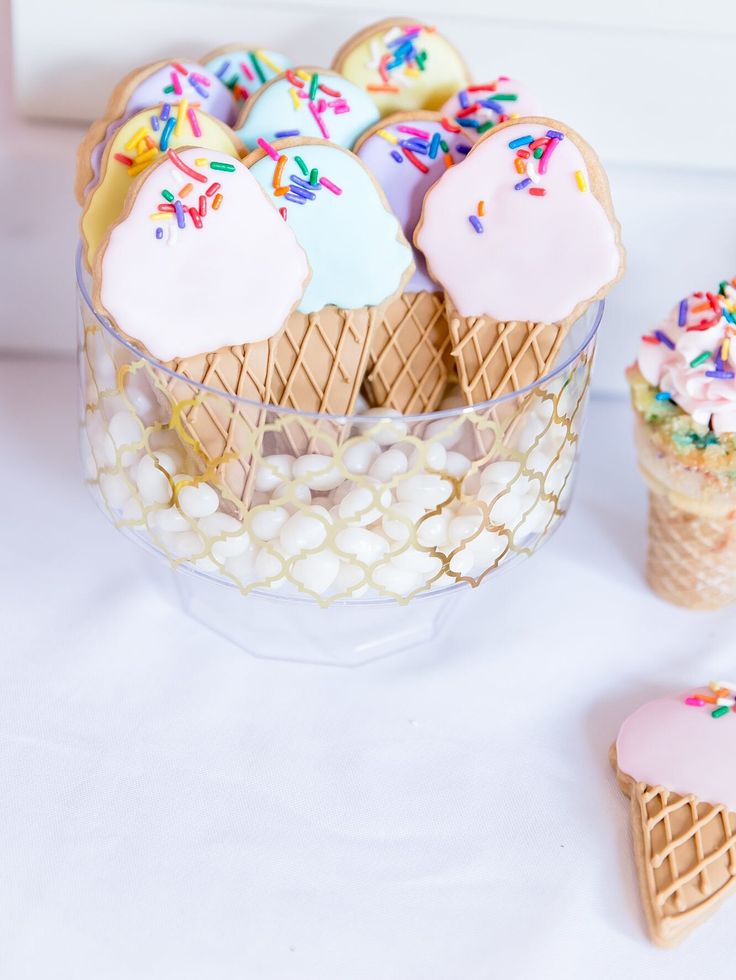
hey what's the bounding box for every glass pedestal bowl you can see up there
[78,247,602,665]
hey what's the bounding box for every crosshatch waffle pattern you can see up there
[631,780,736,946]
[79,293,596,607]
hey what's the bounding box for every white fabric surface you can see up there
[2,355,736,979]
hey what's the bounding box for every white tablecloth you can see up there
[2,356,735,979]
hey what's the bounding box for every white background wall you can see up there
[3,0,736,394]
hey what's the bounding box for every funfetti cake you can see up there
[333,17,471,117]
[235,67,380,151]
[627,280,736,609]
[613,683,736,947]
[354,111,471,413]
[93,147,310,502]
[415,116,625,404]
[244,136,414,441]
[75,59,238,204]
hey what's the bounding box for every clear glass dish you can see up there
[77,244,602,664]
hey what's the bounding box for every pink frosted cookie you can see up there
[414,116,625,403]
[439,76,540,143]
[613,683,736,947]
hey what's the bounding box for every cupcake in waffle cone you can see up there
[628,282,736,609]
[354,111,472,413]
[613,684,736,946]
[415,116,625,405]
[93,147,310,504]
[244,137,414,450]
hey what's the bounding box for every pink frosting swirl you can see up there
[638,287,736,434]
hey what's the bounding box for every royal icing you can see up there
[638,283,736,435]
[617,684,736,810]
[247,140,413,313]
[355,115,471,293]
[86,61,237,194]
[203,48,291,102]
[96,148,309,361]
[235,68,379,151]
[415,121,623,322]
[82,105,241,267]
[439,77,540,142]
[336,21,470,116]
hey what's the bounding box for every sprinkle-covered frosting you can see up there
[355,114,470,292]
[335,20,470,115]
[415,120,623,322]
[82,105,241,267]
[638,282,736,434]
[202,47,291,103]
[247,140,413,313]
[617,683,736,810]
[235,68,379,151]
[95,148,309,361]
[86,60,237,194]
[439,77,540,142]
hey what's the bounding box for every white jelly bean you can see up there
[372,563,420,597]
[271,481,311,511]
[150,450,181,476]
[416,511,450,548]
[341,438,380,475]
[123,376,158,424]
[396,474,452,509]
[279,506,331,555]
[334,527,388,564]
[292,454,343,491]
[254,547,286,584]
[449,548,475,576]
[199,512,253,560]
[136,455,172,505]
[480,460,521,487]
[254,454,294,493]
[369,448,408,482]
[423,415,464,449]
[166,530,204,561]
[381,501,425,543]
[478,486,524,528]
[332,562,369,599]
[99,472,132,509]
[153,506,191,533]
[175,476,219,519]
[224,549,257,585]
[389,547,442,575]
[250,506,289,541]
[121,498,144,525]
[445,452,471,479]
[468,529,507,565]
[338,481,392,526]
[359,408,408,446]
[408,441,447,473]
[108,411,143,467]
[291,551,340,595]
[449,509,484,547]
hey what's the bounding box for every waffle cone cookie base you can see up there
[447,298,571,404]
[612,745,736,947]
[646,492,736,610]
[161,340,276,505]
[270,305,377,454]
[363,290,451,414]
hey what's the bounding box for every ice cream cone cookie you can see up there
[613,683,736,947]
[628,281,736,609]
[439,76,540,143]
[244,137,414,422]
[201,45,291,103]
[234,67,380,152]
[415,117,625,404]
[354,112,471,412]
[81,105,244,270]
[75,59,238,205]
[93,147,310,502]
[332,18,471,117]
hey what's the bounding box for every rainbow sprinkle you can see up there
[364,24,435,93]
[685,683,736,718]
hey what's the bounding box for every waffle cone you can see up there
[647,492,736,610]
[363,290,451,414]
[446,297,572,405]
[612,746,736,947]
[269,305,376,454]
[161,340,276,505]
